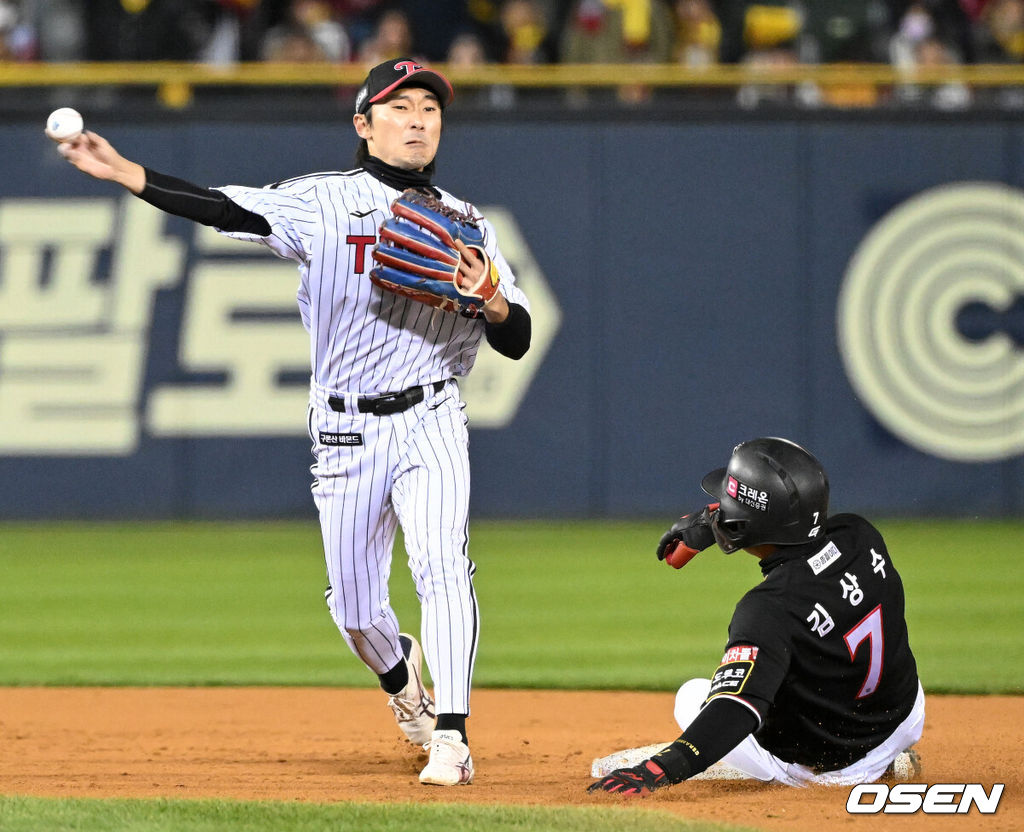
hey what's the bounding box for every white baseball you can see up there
[45,107,84,143]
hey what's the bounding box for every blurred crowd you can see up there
[3,1,1024,108]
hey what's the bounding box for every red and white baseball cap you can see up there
[355,57,454,114]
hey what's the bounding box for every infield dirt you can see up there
[0,688,1019,831]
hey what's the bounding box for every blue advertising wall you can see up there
[2,114,1022,518]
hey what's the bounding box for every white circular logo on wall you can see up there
[837,182,1024,462]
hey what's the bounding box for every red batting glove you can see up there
[587,760,671,796]
[656,503,720,569]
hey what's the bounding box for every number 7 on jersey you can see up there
[844,604,883,698]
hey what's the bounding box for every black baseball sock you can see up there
[378,635,415,695]
[378,658,409,695]
[435,714,467,744]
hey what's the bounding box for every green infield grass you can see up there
[0,519,1020,692]
[0,795,754,832]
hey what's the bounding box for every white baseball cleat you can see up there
[419,729,474,786]
[386,634,435,745]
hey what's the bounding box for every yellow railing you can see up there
[4,62,1024,88]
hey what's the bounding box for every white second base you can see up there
[590,742,751,780]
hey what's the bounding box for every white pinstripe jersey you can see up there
[215,169,529,395]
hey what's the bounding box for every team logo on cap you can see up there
[394,60,422,75]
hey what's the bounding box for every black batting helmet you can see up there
[701,438,829,553]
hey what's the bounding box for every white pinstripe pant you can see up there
[308,381,478,715]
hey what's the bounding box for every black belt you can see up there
[328,380,446,416]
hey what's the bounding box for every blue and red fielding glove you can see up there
[656,503,720,569]
[587,759,671,796]
[370,190,499,318]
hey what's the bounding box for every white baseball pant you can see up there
[308,379,478,715]
[674,677,925,786]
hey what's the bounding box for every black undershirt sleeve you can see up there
[484,302,531,360]
[650,698,760,783]
[138,167,272,236]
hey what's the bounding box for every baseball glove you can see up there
[370,190,501,318]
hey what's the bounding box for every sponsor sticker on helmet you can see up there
[727,475,770,511]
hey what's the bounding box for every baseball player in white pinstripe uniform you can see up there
[58,58,532,786]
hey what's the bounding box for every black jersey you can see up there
[705,513,919,771]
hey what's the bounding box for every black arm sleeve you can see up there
[650,698,760,783]
[484,302,531,360]
[138,168,272,236]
